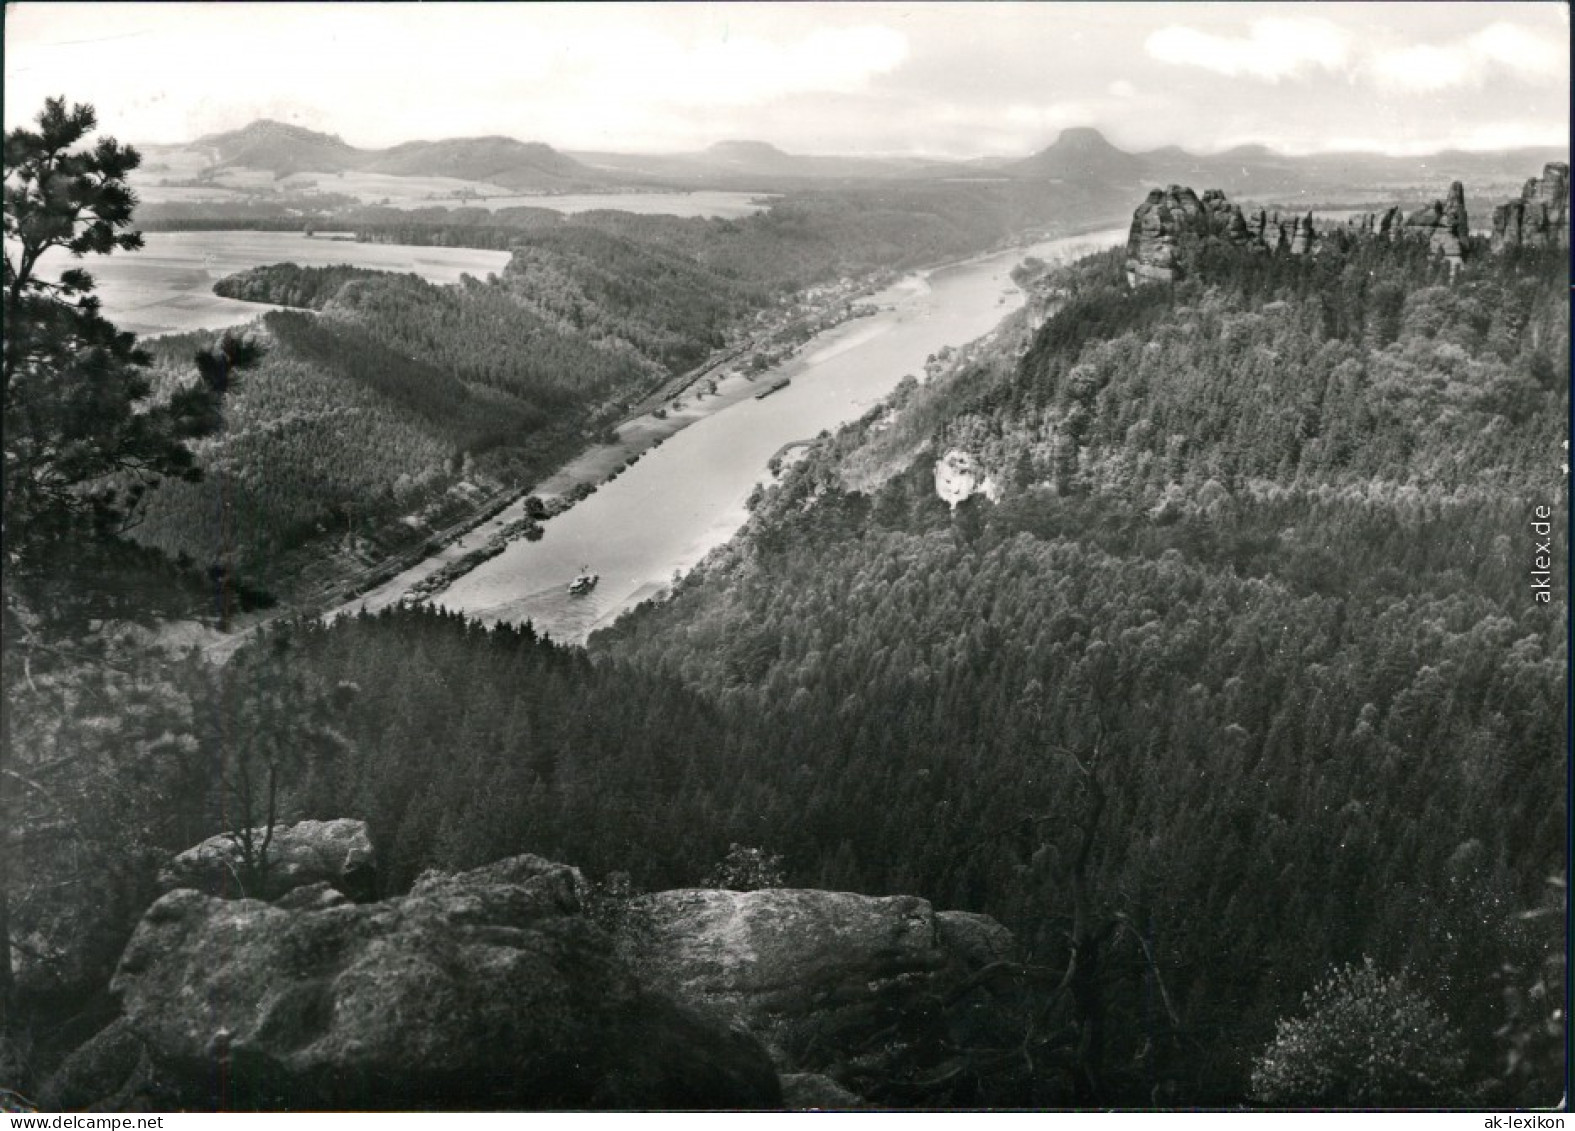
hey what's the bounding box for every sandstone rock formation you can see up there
[1346,206,1405,242]
[1125,186,1196,284]
[52,855,781,1110]
[1403,181,1470,272]
[1491,163,1570,251]
[615,887,1022,1105]
[1125,185,1286,285]
[51,840,1029,1110]
[1288,212,1316,255]
[158,817,377,902]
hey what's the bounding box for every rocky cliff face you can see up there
[1124,186,1313,284]
[1126,172,1530,286]
[158,817,377,902]
[617,887,1022,1105]
[1124,185,1202,284]
[48,834,1025,1111]
[1491,163,1570,251]
[47,854,781,1110]
[1343,206,1405,242]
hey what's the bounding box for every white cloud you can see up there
[4,5,909,148]
[1004,102,1096,130]
[1145,18,1351,82]
[1367,21,1567,92]
[573,25,910,109]
[1107,79,1137,98]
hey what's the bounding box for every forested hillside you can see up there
[133,229,756,597]
[590,229,1568,1102]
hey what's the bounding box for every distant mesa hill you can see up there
[196,119,361,175]
[191,119,610,189]
[171,119,1568,198]
[361,136,598,189]
[1008,127,1569,200]
[703,140,798,169]
[1008,127,1147,184]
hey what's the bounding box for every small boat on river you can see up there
[755,378,791,400]
[568,572,599,596]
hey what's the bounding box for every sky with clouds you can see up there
[4,2,1569,157]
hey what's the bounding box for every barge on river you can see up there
[755,378,791,400]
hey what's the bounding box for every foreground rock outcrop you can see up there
[1491,163,1570,251]
[157,817,377,902]
[49,832,1025,1110]
[49,856,781,1110]
[616,888,1022,1105]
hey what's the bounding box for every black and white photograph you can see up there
[2,0,1568,1114]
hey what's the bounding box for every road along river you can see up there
[334,225,1127,644]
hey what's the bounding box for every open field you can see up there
[412,190,773,217]
[130,161,770,218]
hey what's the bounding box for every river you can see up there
[48,232,513,338]
[338,225,1127,644]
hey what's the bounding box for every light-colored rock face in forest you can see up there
[935,448,1001,506]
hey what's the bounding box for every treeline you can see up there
[560,180,1115,291]
[133,316,482,589]
[165,179,1124,292]
[212,263,399,309]
[497,225,764,371]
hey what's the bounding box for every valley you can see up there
[377,225,1127,642]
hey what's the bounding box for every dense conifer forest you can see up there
[589,233,1569,1101]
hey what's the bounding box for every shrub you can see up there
[1250,958,1469,1106]
[701,844,785,891]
